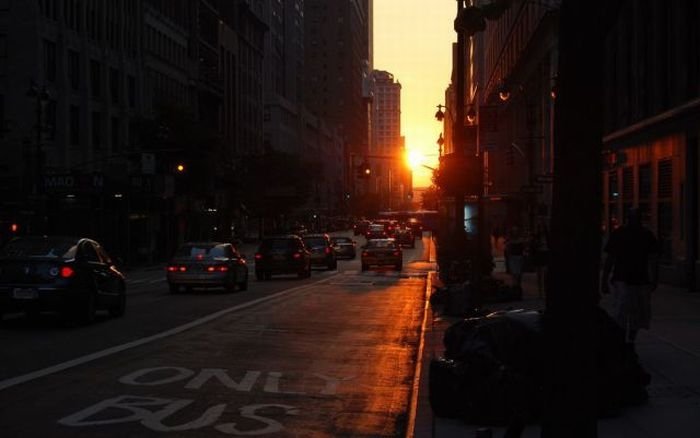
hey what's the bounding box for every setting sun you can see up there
[406,150,425,170]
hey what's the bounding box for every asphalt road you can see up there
[0,232,434,437]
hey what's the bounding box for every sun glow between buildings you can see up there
[374,1,455,188]
[406,149,425,171]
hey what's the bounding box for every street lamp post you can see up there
[26,82,51,233]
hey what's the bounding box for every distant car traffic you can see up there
[254,235,311,280]
[361,238,403,271]
[303,234,338,270]
[330,236,357,259]
[0,236,126,323]
[395,227,415,248]
[166,242,249,293]
[407,218,424,238]
[365,223,388,240]
[353,220,371,236]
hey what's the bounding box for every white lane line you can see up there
[0,275,336,392]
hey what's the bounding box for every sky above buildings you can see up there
[374,0,457,188]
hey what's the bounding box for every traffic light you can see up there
[356,162,371,179]
[176,163,186,173]
[355,163,372,179]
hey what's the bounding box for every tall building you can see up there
[303,0,372,156]
[0,0,270,261]
[0,0,145,253]
[370,70,407,210]
[264,0,305,156]
[602,1,700,286]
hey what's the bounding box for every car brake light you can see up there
[60,266,75,278]
[293,252,302,259]
[393,251,401,257]
[167,266,178,272]
[179,266,187,272]
[362,251,369,257]
[325,247,331,254]
[206,266,215,272]
[255,253,263,260]
[219,266,229,272]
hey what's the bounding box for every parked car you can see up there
[303,234,338,270]
[166,242,248,293]
[361,238,403,271]
[254,235,311,280]
[0,236,126,323]
[395,227,415,248]
[330,236,357,259]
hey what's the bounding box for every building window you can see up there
[657,158,673,260]
[0,94,4,139]
[45,99,56,140]
[92,112,102,150]
[69,105,80,146]
[91,60,101,99]
[110,68,120,105]
[43,39,56,83]
[111,116,120,151]
[127,75,136,108]
[68,50,80,91]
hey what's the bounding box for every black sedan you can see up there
[167,242,249,293]
[0,236,126,323]
[331,236,357,259]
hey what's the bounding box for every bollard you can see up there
[475,427,493,438]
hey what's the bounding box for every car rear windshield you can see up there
[175,244,226,258]
[0,237,78,259]
[368,225,384,232]
[260,239,298,251]
[303,238,327,248]
[367,240,396,249]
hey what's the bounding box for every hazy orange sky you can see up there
[374,0,457,188]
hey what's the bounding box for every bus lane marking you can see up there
[58,366,355,435]
[0,276,338,392]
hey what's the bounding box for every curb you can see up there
[406,270,436,438]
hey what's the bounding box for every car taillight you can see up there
[60,266,75,278]
[207,266,229,272]
[362,251,369,257]
[393,251,401,257]
[179,266,187,272]
[325,247,331,254]
[293,252,302,259]
[167,266,178,272]
[255,253,263,260]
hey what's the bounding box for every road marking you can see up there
[0,275,337,392]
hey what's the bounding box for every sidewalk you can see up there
[411,263,700,438]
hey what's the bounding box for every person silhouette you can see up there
[601,208,660,344]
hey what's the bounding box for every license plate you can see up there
[12,288,38,299]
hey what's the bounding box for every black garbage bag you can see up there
[436,310,546,424]
[434,308,650,425]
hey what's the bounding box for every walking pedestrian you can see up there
[601,208,660,344]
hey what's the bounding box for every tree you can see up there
[421,185,441,211]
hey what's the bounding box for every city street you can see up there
[0,233,434,437]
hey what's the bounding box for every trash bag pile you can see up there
[429,278,520,317]
[429,308,650,425]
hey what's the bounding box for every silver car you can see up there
[166,242,248,293]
